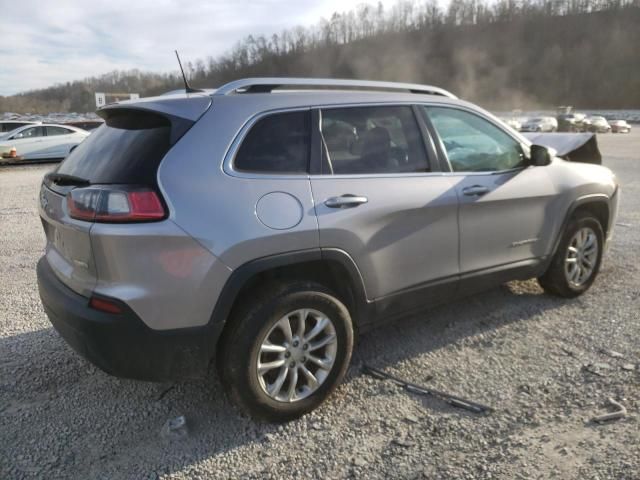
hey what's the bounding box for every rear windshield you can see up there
[56,109,176,185]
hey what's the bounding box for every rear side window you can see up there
[46,126,72,136]
[57,110,176,185]
[320,106,429,175]
[234,111,310,174]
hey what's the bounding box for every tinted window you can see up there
[235,111,310,173]
[57,109,174,185]
[425,107,524,172]
[1,123,27,133]
[14,126,45,139]
[46,126,72,136]
[320,106,429,174]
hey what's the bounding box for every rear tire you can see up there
[218,282,354,422]
[538,213,604,298]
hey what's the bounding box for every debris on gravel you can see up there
[600,348,624,359]
[161,415,189,440]
[590,398,628,424]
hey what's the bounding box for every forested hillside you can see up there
[2,0,639,113]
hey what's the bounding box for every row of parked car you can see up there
[557,113,631,133]
[503,114,632,134]
[0,120,102,161]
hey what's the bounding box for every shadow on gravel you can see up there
[0,280,569,477]
[356,280,563,371]
[348,279,571,413]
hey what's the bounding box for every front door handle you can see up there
[325,194,368,208]
[462,185,490,196]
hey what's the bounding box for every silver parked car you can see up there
[37,78,620,421]
[520,116,558,132]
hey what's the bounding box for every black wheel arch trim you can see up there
[209,248,370,330]
[551,193,611,257]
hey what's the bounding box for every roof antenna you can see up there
[175,50,202,93]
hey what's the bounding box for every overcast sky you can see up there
[0,0,401,96]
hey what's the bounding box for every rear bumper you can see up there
[37,257,222,381]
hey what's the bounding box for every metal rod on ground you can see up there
[363,365,494,414]
[591,397,627,424]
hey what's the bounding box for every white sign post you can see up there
[94,92,139,109]
[95,92,106,108]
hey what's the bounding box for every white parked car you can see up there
[610,120,631,133]
[586,116,611,133]
[501,117,522,131]
[520,116,558,132]
[0,124,90,160]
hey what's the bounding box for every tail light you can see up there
[67,186,166,222]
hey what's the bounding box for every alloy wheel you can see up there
[256,309,338,402]
[564,226,599,288]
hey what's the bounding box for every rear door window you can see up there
[234,111,310,174]
[320,106,429,174]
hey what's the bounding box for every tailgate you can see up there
[37,94,211,297]
[39,184,96,296]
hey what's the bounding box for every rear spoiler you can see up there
[97,94,212,144]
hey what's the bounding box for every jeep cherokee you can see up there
[37,78,619,421]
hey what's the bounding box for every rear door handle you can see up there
[324,194,368,208]
[462,185,490,196]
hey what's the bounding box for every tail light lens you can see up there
[67,186,166,222]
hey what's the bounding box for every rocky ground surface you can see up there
[1,131,638,479]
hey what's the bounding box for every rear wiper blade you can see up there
[44,172,90,186]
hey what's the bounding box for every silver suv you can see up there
[37,78,619,421]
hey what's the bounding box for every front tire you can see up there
[538,213,604,297]
[219,282,354,422]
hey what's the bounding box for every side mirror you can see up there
[529,144,552,166]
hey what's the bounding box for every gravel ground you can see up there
[1,131,639,480]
